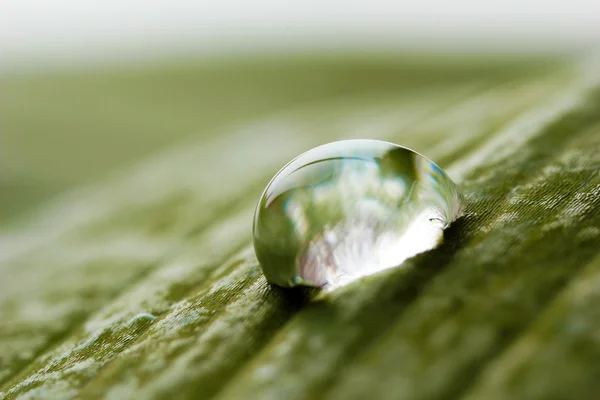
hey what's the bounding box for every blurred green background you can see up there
[2,1,597,226]
[0,54,567,225]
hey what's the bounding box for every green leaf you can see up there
[1,54,599,399]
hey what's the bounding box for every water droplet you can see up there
[253,139,462,290]
[128,312,158,324]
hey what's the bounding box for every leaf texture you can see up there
[1,55,599,400]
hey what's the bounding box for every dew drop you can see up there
[253,139,462,290]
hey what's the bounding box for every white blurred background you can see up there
[1,0,599,68]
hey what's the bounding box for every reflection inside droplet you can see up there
[253,139,462,290]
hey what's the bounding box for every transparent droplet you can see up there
[253,139,462,290]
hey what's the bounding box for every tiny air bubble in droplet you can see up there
[253,139,462,290]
